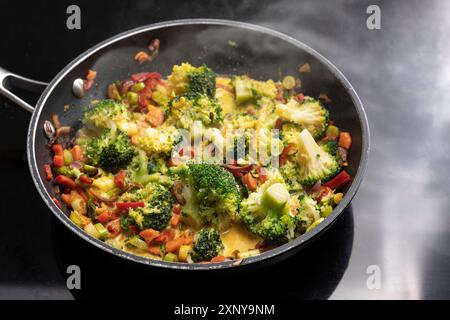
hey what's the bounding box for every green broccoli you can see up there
[125,151,172,187]
[293,194,321,234]
[190,228,224,262]
[240,183,293,244]
[83,99,130,132]
[126,183,174,231]
[321,140,338,157]
[178,163,241,230]
[169,93,222,128]
[233,77,277,104]
[85,128,135,172]
[276,97,329,139]
[295,129,340,186]
[279,160,303,192]
[187,64,216,98]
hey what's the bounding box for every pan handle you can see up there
[0,66,48,113]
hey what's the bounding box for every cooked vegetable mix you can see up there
[44,62,352,263]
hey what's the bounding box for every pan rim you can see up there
[27,18,370,271]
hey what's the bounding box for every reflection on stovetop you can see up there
[52,207,354,300]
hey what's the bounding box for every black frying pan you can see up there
[0,19,369,270]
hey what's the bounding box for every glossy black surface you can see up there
[0,0,449,299]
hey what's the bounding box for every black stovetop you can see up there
[0,0,449,300]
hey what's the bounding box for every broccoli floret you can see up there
[279,160,303,192]
[295,129,340,186]
[132,125,178,156]
[322,140,338,157]
[293,194,321,234]
[321,140,342,164]
[127,151,172,186]
[83,100,130,132]
[167,63,216,98]
[85,128,135,172]
[179,163,241,230]
[233,77,277,104]
[240,182,293,244]
[169,93,222,128]
[276,97,329,139]
[190,228,224,262]
[187,64,216,98]
[127,183,174,231]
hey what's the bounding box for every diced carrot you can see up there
[338,132,352,149]
[183,234,194,245]
[154,229,175,243]
[242,173,257,191]
[139,228,160,244]
[171,212,181,227]
[44,164,53,181]
[146,105,165,127]
[52,144,63,156]
[165,237,185,253]
[148,245,162,256]
[211,256,226,263]
[53,155,64,167]
[60,193,72,205]
[135,51,150,64]
[71,145,83,161]
[96,211,115,224]
[86,69,97,81]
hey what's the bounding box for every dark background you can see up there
[0,0,449,300]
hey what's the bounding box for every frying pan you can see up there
[0,19,369,270]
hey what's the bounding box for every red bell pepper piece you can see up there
[44,164,53,181]
[128,225,139,235]
[55,175,77,189]
[279,143,295,166]
[274,118,283,130]
[131,72,161,82]
[79,175,92,185]
[115,201,145,211]
[52,196,62,209]
[106,219,121,237]
[114,170,127,189]
[323,171,351,190]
